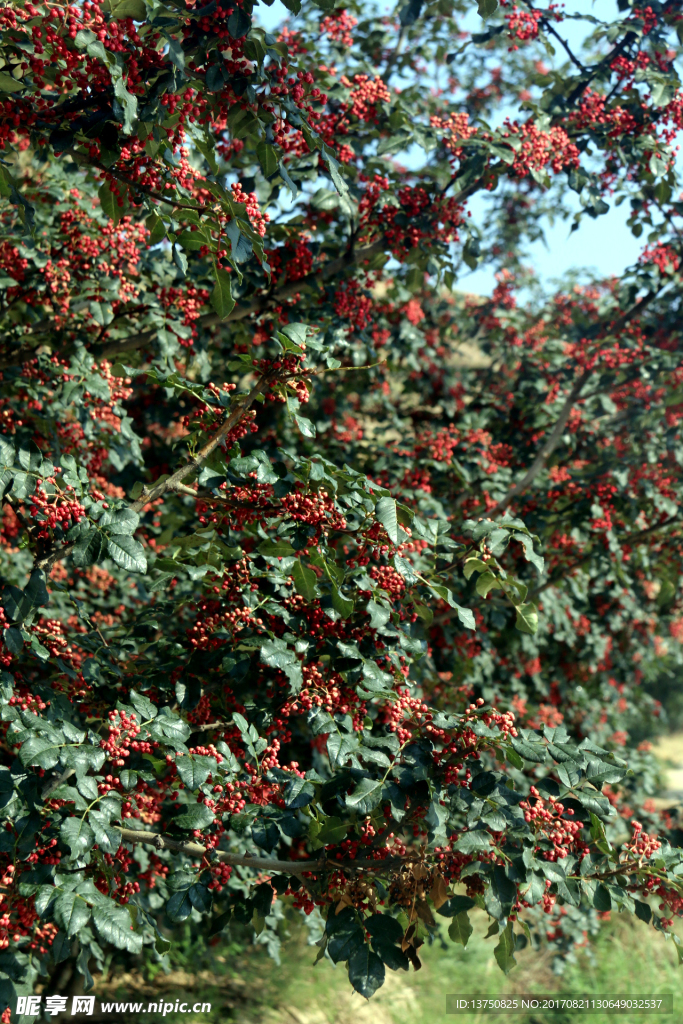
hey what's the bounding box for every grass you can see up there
[229,913,683,1024]
[93,910,683,1024]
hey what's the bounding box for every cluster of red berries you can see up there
[100,709,157,766]
[520,787,585,862]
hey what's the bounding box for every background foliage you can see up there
[2,0,683,1012]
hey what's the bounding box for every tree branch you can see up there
[42,768,76,800]
[115,827,405,876]
[530,515,682,599]
[487,282,666,518]
[487,369,591,517]
[130,372,276,512]
[92,238,388,361]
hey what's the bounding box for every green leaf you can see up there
[258,539,295,557]
[448,912,473,947]
[98,179,126,225]
[485,866,517,920]
[514,603,539,634]
[72,530,106,568]
[348,946,385,998]
[454,830,492,853]
[257,141,279,178]
[326,907,364,963]
[54,891,92,938]
[107,534,147,574]
[366,599,391,629]
[635,899,652,924]
[310,815,350,849]
[0,74,24,94]
[166,889,194,923]
[100,508,139,535]
[375,496,399,544]
[175,755,216,791]
[211,267,235,320]
[505,747,524,770]
[147,212,167,245]
[92,902,143,953]
[512,532,544,574]
[593,883,612,912]
[283,775,315,809]
[437,895,476,918]
[493,921,517,974]
[294,413,316,438]
[129,690,157,721]
[19,735,62,770]
[475,572,501,597]
[89,812,122,854]
[345,777,383,814]
[60,818,95,859]
[332,585,354,619]
[174,804,215,830]
[111,0,146,17]
[510,735,546,763]
[428,585,475,630]
[18,440,43,473]
[477,0,499,17]
[292,560,319,601]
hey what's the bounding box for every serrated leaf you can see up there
[174,804,215,830]
[437,895,476,918]
[257,141,279,177]
[514,602,538,634]
[475,571,501,597]
[449,911,473,946]
[54,891,91,938]
[292,560,319,601]
[60,818,95,858]
[72,530,106,568]
[92,901,143,953]
[478,0,499,18]
[331,584,354,619]
[19,735,62,770]
[211,267,235,320]
[494,921,517,974]
[111,0,146,17]
[107,534,147,574]
[175,755,216,791]
[345,776,383,814]
[310,815,350,849]
[510,735,546,763]
[375,496,399,544]
[348,945,385,998]
[326,907,364,963]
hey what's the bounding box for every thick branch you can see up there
[487,370,590,517]
[42,768,75,800]
[130,373,275,512]
[116,827,321,876]
[94,238,387,361]
[487,283,665,518]
[116,827,404,876]
[530,515,682,599]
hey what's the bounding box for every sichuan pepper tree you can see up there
[2,0,683,1007]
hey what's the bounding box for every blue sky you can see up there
[253,0,670,295]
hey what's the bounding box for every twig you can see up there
[42,768,75,800]
[129,372,276,512]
